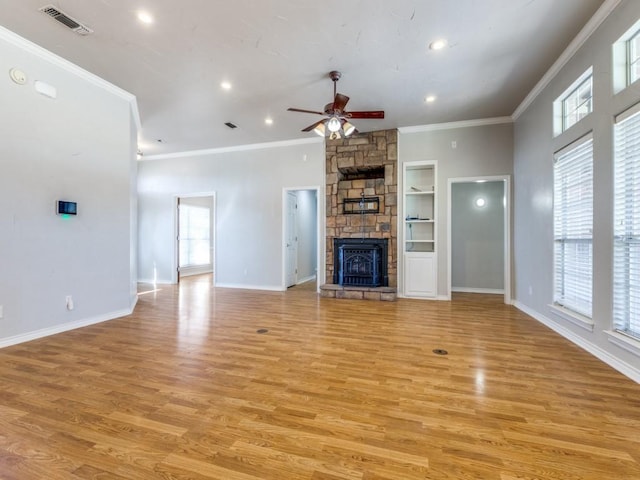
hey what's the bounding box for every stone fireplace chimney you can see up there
[323,129,398,299]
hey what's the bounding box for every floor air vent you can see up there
[39,5,93,35]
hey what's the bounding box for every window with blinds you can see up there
[553,136,593,318]
[614,104,640,339]
[179,205,211,268]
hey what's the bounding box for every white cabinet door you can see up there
[404,252,436,298]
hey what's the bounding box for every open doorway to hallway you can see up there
[283,188,320,291]
[448,176,511,304]
[175,193,216,283]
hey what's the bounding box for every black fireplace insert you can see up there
[333,238,388,287]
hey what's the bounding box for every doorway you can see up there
[447,176,511,304]
[283,187,320,291]
[175,193,216,284]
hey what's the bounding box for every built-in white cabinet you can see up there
[402,161,437,298]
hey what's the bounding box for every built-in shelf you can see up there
[403,161,437,298]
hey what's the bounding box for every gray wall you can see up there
[137,142,324,289]
[514,0,640,379]
[296,189,318,282]
[452,181,505,292]
[0,30,137,345]
[399,123,514,297]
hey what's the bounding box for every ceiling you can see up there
[0,0,605,156]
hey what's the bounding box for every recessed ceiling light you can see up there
[425,95,436,103]
[429,39,447,51]
[265,117,273,125]
[137,11,154,24]
[221,81,232,90]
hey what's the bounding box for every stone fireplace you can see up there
[321,129,397,301]
[334,238,388,287]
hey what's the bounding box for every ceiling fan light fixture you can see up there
[313,123,326,137]
[343,121,356,136]
[327,116,341,133]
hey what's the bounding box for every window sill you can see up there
[548,304,594,332]
[604,330,640,358]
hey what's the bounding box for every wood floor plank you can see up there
[0,276,639,479]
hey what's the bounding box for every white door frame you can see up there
[173,192,216,285]
[447,175,511,304]
[282,186,322,292]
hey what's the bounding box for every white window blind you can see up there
[179,205,211,268]
[553,136,593,318]
[614,104,640,339]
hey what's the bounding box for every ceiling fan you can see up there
[288,71,385,139]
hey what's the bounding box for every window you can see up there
[613,20,640,93]
[179,204,211,267]
[628,28,640,84]
[562,76,593,131]
[553,68,593,136]
[614,104,640,340]
[553,136,593,318]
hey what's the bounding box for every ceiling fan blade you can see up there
[301,120,324,132]
[332,93,349,113]
[287,107,326,115]
[346,110,385,119]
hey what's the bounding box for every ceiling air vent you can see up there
[224,122,238,129]
[39,5,93,35]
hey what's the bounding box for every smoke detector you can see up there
[39,5,93,35]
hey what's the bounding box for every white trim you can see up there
[512,0,622,119]
[514,301,640,384]
[215,283,285,292]
[452,287,505,295]
[0,26,140,130]
[282,186,322,293]
[138,278,173,285]
[142,137,323,161]
[548,304,595,332]
[179,266,213,277]
[605,330,640,358]
[0,306,134,349]
[447,175,512,305]
[398,117,512,135]
[297,275,317,285]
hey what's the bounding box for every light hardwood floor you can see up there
[1,274,639,479]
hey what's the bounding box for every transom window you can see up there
[553,67,593,136]
[562,76,593,131]
[628,28,640,84]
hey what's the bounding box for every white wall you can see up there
[295,189,318,282]
[137,142,324,289]
[451,181,504,292]
[399,123,514,298]
[514,0,640,381]
[0,28,138,346]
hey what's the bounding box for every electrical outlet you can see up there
[0,305,3,319]
[66,295,74,311]
[528,286,533,296]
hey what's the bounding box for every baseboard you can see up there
[513,301,640,384]
[215,283,286,292]
[179,267,213,277]
[296,275,317,285]
[452,287,505,294]
[137,279,174,285]
[0,306,135,349]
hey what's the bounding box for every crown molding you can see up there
[0,26,141,132]
[398,116,513,134]
[512,0,622,120]
[142,137,323,161]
